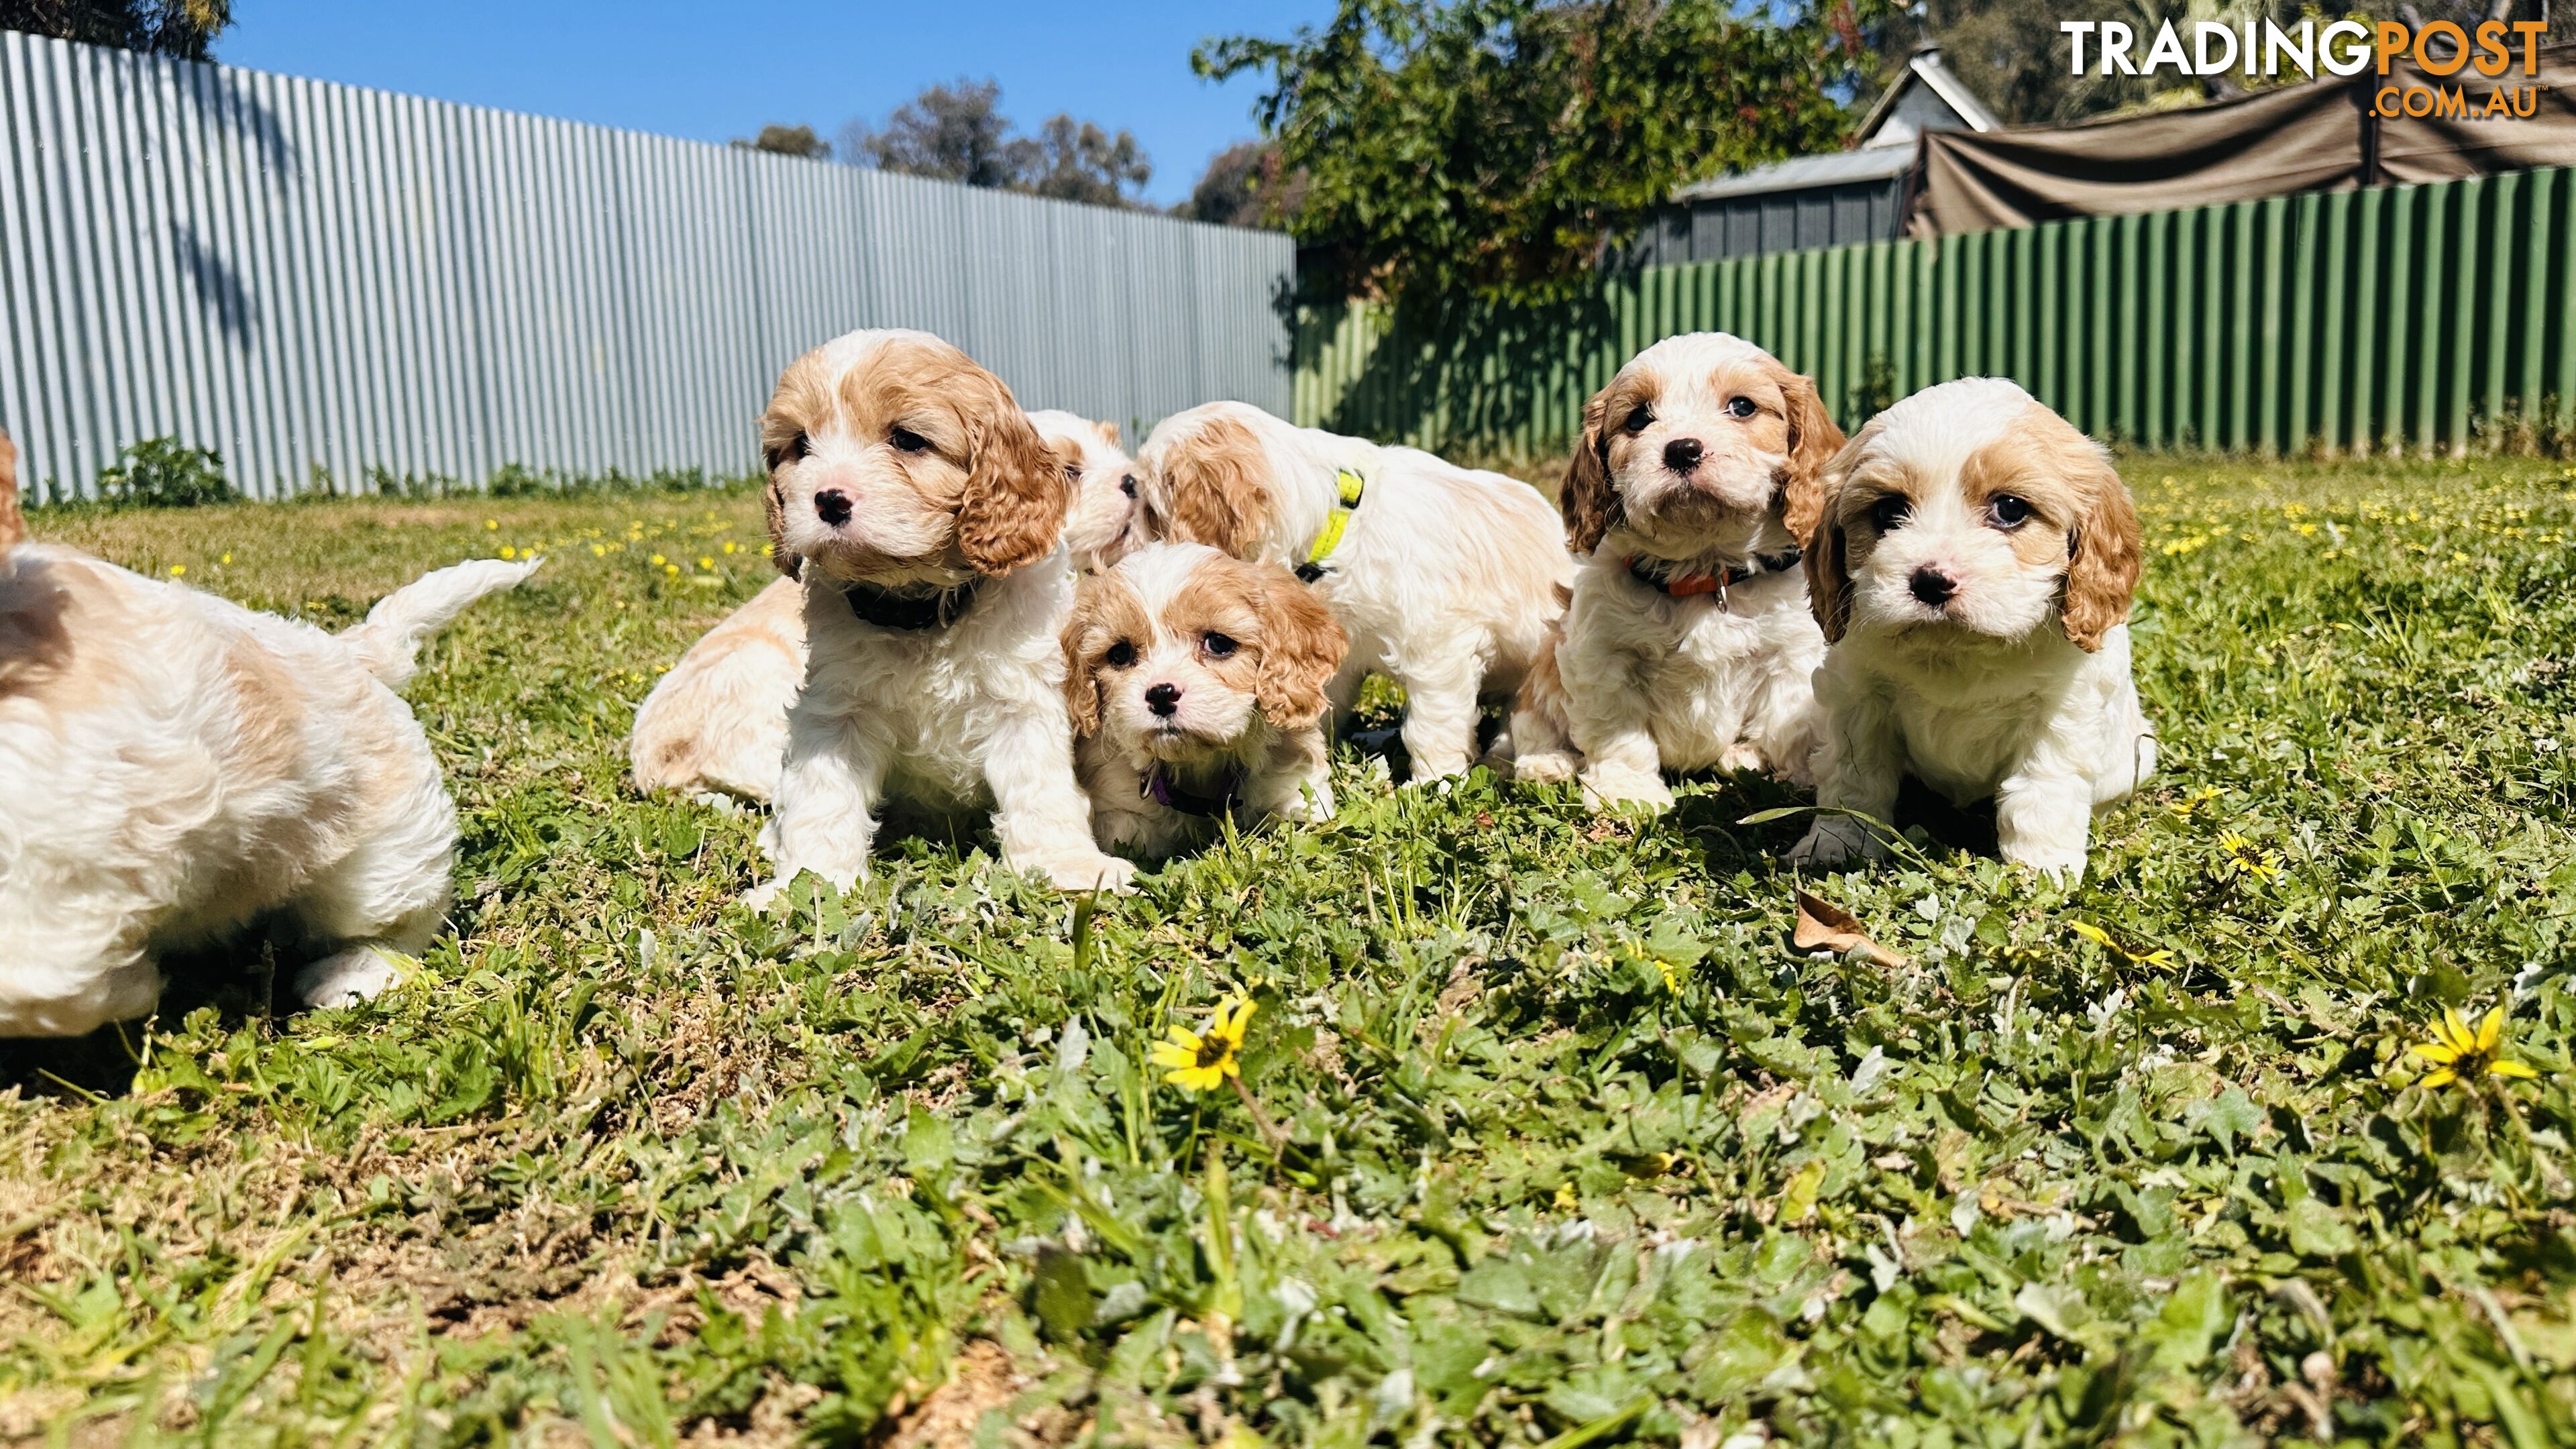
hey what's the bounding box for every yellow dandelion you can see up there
[2410,1005,2540,1088]
[498,545,517,559]
[1149,995,1255,1093]
[484,519,498,531]
[663,563,681,577]
[219,552,233,564]
[649,553,667,566]
[2218,831,2278,880]
[590,544,606,556]
[167,564,186,577]
[722,540,739,555]
[698,556,714,571]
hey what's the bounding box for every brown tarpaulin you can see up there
[1907,44,2576,236]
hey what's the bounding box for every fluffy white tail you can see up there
[340,557,541,688]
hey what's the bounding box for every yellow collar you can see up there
[1296,466,1368,582]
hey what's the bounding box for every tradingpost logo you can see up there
[2060,17,2552,120]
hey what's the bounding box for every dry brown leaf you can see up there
[1793,891,1912,967]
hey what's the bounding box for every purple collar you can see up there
[1142,761,1246,818]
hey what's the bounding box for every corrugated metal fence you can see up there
[1297,165,2576,458]
[0,30,1294,499]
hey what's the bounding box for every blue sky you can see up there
[220,2,1338,207]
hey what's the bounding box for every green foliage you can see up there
[93,436,236,509]
[1196,0,1878,306]
[840,78,1155,209]
[0,0,229,59]
[731,123,830,160]
[9,458,2576,1444]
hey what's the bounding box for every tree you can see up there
[840,79,1156,209]
[1020,114,1153,207]
[731,123,830,160]
[1,0,230,58]
[1174,140,1303,229]
[1195,0,1880,306]
[841,78,1038,190]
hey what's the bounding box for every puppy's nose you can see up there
[1662,437,1704,472]
[814,488,852,527]
[1144,683,1181,717]
[1909,567,1957,607]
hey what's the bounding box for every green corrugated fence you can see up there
[1293,166,2576,458]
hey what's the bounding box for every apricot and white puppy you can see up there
[0,431,539,1036]
[1062,543,1347,859]
[1509,333,1842,808]
[1132,403,1570,781]
[629,409,1140,806]
[1789,378,2155,880]
[749,329,1134,900]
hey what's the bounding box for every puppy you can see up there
[630,409,1140,806]
[748,329,1134,900]
[1789,378,2154,880]
[1062,543,1346,859]
[1508,333,1842,809]
[0,430,539,1036]
[1132,403,1570,781]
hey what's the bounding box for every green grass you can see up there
[6,457,2576,1447]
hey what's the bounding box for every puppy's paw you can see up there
[1512,749,1578,785]
[743,879,786,913]
[1030,850,1138,893]
[1787,816,1883,867]
[295,945,415,1009]
[1580,765,1674,814]
[1718,743,1768,775]
[2001,844,2090,883]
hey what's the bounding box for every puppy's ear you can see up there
[1803,427,1874,643]
[1154,417,1270,557]
[1096,419,1121,448]
[0,430,22,550]
[959,400,1070,576]
[1560,390,1618,555]
[2058,439,2141,652]
[1772,366,1845,541]
[1060,575,1108,738]
[762,471,801,581]
[1254,564,1348,730]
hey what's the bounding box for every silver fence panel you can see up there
[0,29,1294,498]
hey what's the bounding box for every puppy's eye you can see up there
[1120,474,1138,498]
[1725,396,1757,419]
[889,426,930,454]
[1104,640,1136,668]
[790,431,810,461]
[1201,631,1238,659]
[1988,494,2033,529]
[1622,404,1652,434]
[1868,494,1911,531]
[1063,462,1083,484]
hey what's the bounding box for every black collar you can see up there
[1142,761,1246,818]
[1624,547,1803,601]
[841,577,980,632]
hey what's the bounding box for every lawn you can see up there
[5,455,2576,1448]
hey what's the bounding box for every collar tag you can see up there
[1302,466,1370,578]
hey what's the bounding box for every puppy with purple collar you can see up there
[1061,542,1347,860]
[1509,332,1843,808]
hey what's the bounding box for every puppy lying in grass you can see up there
[629,409,1140,806]
[1790,379,2155,879]
[0,430,539,1035]
[1061,542,1346,859]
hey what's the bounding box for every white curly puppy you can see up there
[629,409,1139,806]
[1508,333,1842,808]
[1790,378,2155,880]
[1061,542,1347,859]
[0,431,539,1036]
[748,329,1133,901]
[1132,402,1570,782]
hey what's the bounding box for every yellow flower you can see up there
[484,519,498,531]
[698,556,715,571]
[167,564,185,577]
[2068,919,2175,967]
[2410,1005,2540,1088]
[498,545,517,559]
[1150,995,1255,1092]
[649,553,667,566]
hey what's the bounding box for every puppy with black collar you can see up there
[748,329,1133,902]
[1509,333,1843,808]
